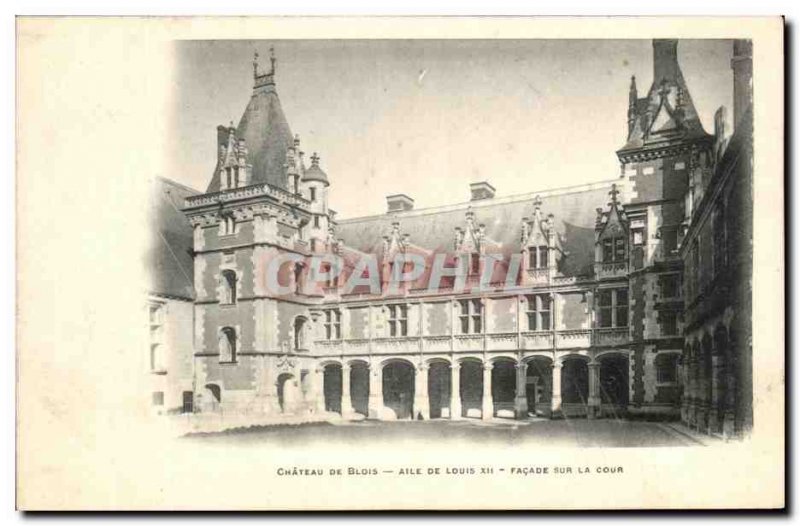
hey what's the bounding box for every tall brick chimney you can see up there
[386,194,414,213]
[470,181,496,201]
[731,39,753,127]
[653,39,679,85]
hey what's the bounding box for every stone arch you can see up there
[560,354,590,408]
[322,362,342,414]
[524,355,553,416]
[382,359,415,420]
[348,360,370,417]
[456,357,485,418]
[490,357,517,417]
[427,359,452,419]
[277,372,300,414]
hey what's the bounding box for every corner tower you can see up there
[183,49,328,417]
[616,40,715,415]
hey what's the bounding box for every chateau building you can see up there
[147,40,753,435]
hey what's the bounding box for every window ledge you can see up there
[151,369,168,376]
[218,360,238,366]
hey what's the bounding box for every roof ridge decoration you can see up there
[253,46,277,90]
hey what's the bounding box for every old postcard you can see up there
[16,16,784,510]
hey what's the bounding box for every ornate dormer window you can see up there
[454,207,485,278]
[595,184,630,278]
[382,220,411,290]
[520,196,561,285]
[218,122,250,191]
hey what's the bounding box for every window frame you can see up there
[458,299,483,334]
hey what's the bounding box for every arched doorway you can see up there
[323,363,342,413]
[277,373,301,414]
[349,361,370,417]
[459,360,483,418]
[525,357,552,417]
[427,361,451,419]
[561,356,589,416]
[382,361,415,420]
[598,353,629,413]
[491,360,516,418]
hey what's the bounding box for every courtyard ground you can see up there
[183,417,713,448]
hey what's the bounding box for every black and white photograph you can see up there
[15,16,784,510]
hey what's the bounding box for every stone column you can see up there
[514,361,529,419]
[481,362,493,420]
[451,362,462,420]
[368,364,383,419]
[341,363,353,418]
[550,361,563,418]
[414,363,430,420]
[587,362,601,419]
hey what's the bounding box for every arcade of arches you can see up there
[317,354,632,420]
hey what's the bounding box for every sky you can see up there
[170,39,734,219]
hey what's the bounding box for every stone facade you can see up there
[148,41,753,434]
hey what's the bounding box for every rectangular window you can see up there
[387,304,408,337]
[614,238,626,261]
[662,227,678,256]
[310,187,317,202]
[597,289,627,328]
[324,309,341,340]
[314,215,320,228]
[537,246,549,269]
[632,229,644,246]
[660,310,678,336]
[602,238,614,262]
[526,294,552,331]
[459,299,483,334]
[598,290,613,328]
[528,247,536,268]
[660,274,680,300]
[615,289,628,328]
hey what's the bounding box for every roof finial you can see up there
[269,45,276,75]
[609,183,620,205]
[310,152,320,166]
[253,50,259,79]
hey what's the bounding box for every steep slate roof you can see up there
[206,60,294,193]
[619,40,711,154]
[147,177,198,300]
[336,182,616,279]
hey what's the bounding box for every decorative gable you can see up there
[454,207,485,255]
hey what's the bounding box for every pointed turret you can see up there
[618,39,712,158]
[206,47,294,193]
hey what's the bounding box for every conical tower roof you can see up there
[206,49,293,193]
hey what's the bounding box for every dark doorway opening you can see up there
[427,362,451,419]
[382,361,415,420]
[323,364,342,413]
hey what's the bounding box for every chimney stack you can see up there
[470,181,496,201]
[731,39,753,127]
[653,39,679,85]
[386,194,414,213]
